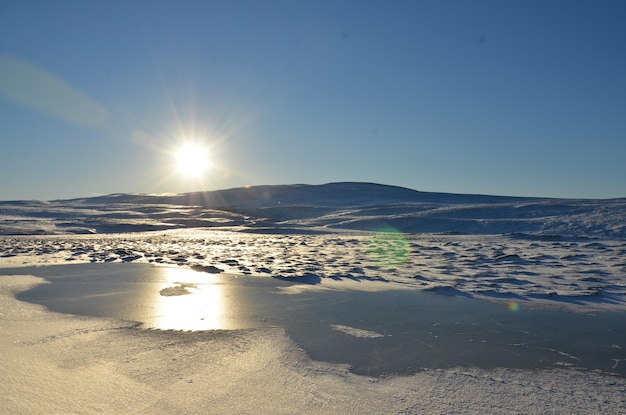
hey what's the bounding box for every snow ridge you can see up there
[1,182,624,238]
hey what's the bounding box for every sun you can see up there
[174,143,211,178]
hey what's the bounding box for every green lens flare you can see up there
[367,227,410,268]
[508,301,521,312]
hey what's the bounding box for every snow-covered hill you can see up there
[1,182,625,238]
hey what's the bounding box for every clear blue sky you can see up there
[1,0,625,200]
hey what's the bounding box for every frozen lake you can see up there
[9,262,626,377]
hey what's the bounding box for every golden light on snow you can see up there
[174,142,211,178]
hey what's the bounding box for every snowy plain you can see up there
[2,182,626,413]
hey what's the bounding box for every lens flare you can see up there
[508,301,521,312]
[367,227,410,268]
[0,55,108,128]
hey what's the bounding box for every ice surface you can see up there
[9,263,626,377]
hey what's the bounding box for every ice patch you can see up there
[330,324,384,339]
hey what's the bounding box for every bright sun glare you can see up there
[174,143,211,178]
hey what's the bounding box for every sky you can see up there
[0,0,625,201]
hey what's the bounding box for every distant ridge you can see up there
[65,182,539,208]
[1,182,625,237]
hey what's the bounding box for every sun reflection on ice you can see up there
[149,267,229,331]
